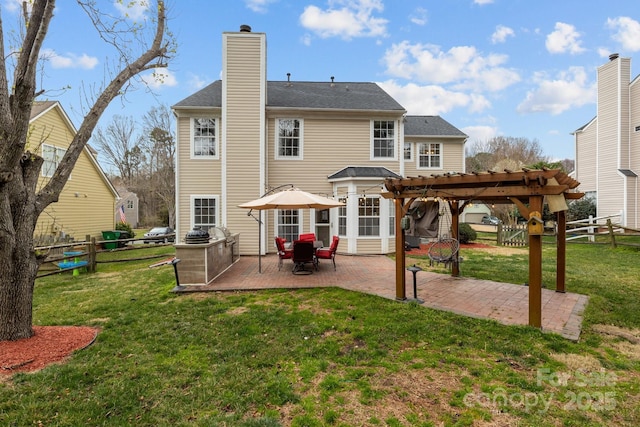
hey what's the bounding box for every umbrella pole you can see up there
[258,210,262,273]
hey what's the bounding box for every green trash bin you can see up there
[102,230,121,249]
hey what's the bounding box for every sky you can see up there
[3,0,640,167]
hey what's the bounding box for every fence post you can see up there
[607,219,617,249]
[588,215,595,242]
[497,223,503,246]
[89,237,97,272]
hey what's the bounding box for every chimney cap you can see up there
[240,24,251,32]
[609,53,619,61]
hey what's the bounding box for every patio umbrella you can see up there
[238,187,345,210]
[239,188,345,272]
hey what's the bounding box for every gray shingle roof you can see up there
[404,115,467,137]
[173,80,406,112]
[328,166,401,180]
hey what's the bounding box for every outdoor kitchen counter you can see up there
[174,233,240,286]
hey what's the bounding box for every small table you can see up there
[62,251,87,276]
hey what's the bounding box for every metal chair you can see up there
[292,240,317,274]
[315,235,339,270]
[274,237,293,271]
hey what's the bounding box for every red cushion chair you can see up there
[275,237,293,271]
[315,235,339,270]
[298,233,316,242]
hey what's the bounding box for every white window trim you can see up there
[274,209,303,241]
[190,195,220,230]
[275,118,304,160]
[190,117,219,160]
[41,143,67,178]
[357,195,381,238]
[416,142,444,170]
[403,141,413,161]
[370,119,398,161]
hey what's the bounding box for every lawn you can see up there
[1,242,639,426]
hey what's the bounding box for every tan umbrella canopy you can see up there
[239,188,345,210]
[239,187,345,272]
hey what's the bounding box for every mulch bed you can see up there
[0,326,98,374]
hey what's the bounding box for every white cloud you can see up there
[299,0,388,40]
[545,22,586,55]
[517,67,596,115]
[40,49,98,69]
[245,0,277,13]
[188,74,208,90]
[382,41,520,92]
[462,125,498,144]
[113,0,149,21]
[377,79,491,115]
[141,68,177,89]
[606,17,640,52]
[473,0,494,4]
[410,7,428,26]
[491,25,514,44]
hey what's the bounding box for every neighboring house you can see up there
[115,187,139,228]
[31,101,119,244]
[172,26,467,256]
[460,203,492,224]
[573,54,639,228]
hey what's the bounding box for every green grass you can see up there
[1,243,639,426]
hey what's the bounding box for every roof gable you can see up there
[328,166,401,180]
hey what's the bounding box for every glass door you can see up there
[315,209,331,247]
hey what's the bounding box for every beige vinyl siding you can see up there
[175,115,222,241]
[630,79,640,169]
[404,138,464,177]
[355,238,384,254]
[597,60,625,217]
[224,33,265,255]
[575,123,597,193]
[33,106,116,241]
[619,59,631,167]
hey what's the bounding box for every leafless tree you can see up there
[0,0,174,341]
[466,136,549,173]
[92,115,145,183]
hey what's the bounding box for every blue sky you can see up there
[3,0,640,165]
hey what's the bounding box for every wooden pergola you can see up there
[382,168,583,328]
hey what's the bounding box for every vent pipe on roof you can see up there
[240,24,251,32]
[330,76,335,87]
[287,73,291,82]
[609,53,619,61]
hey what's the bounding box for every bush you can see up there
[458,223,477,244]
[116,222,135,238]
[567,197,597,222]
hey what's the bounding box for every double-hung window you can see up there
[417,142,442,169]
[192,196,218,230]
[276,209,300,243]
[388,200,395,236]
[192,118,217,158]
[338,198,347,237]
[42,144,66,178]
[276,119,302,159]
[404,142,412,161]
[372,120,395,159]
[358,196,380,236]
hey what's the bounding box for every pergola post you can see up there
[556,209,566,293]
[394,198,406,300]
[450,201,460,277]
[528,195,543,328]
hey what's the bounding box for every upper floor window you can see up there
[276,119,302,159]
[126,200,134,209]
[372,120,395,159]
[192,118,217,158]
[404,142,412,160]
[42,144,66,178]
[417,143,442,169]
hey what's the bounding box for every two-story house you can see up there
[32,101,119,244]
[573,54,639,228]
[172,26,467,256]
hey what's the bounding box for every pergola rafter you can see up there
[382,168,583,329]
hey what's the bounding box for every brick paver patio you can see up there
[174,253,588,341]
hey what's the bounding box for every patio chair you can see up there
[292,240,317,274]
[315,235,339,270]
[275,237,293,271]
[298,233,316,242]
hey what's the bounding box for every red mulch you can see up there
[0,326,98,374]
[405,242,492,256]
